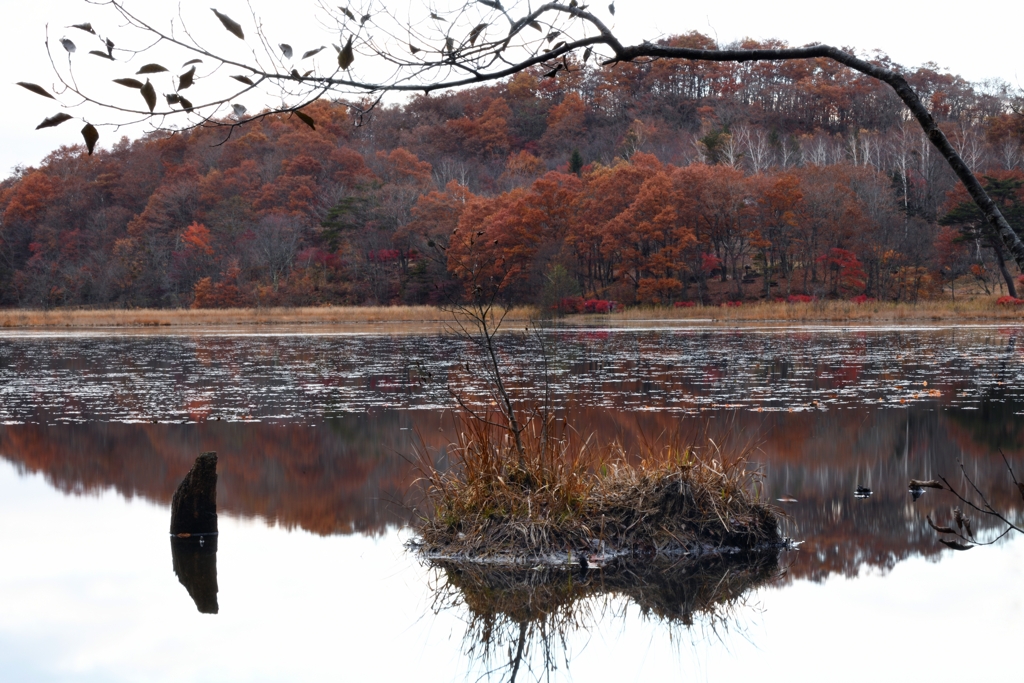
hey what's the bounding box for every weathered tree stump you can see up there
[170,452,218,535]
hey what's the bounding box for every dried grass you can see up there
[588,298,1024,323]
[416,411,781,564]
[2,298,1019,330]
[0,305,538,330]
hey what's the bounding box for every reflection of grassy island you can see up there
[434,550,782,628]
[427,551,783,679]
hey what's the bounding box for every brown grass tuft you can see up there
[416,411,781,564]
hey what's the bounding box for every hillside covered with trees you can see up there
[2,34,1022,310]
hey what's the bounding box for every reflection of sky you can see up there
[2,459,1022,682]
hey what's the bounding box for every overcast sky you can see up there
[2,0,1021,176]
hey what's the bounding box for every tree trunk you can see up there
[990,237,1018,298]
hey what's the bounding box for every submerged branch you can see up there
[916,452,1024,549]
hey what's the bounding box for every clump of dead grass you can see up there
[416,411,781,563]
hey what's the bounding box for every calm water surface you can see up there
[1,323,1022,682]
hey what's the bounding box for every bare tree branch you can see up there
[918,456,1023,549]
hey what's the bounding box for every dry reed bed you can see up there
[416,412,782,566]
[589,298,1024,323]
[1,299,1021,329]
[0,305,538,329]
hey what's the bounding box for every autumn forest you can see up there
[2,33,1023,310]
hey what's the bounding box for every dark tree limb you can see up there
[921,455,1023,549]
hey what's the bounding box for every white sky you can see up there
[1,0,1022,176]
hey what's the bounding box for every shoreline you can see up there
[0,305,535,331]
[0,299,1021,330]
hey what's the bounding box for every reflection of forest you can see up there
[2,405,1021,580]
[0,416,428,535]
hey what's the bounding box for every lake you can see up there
[1,322,1022,682]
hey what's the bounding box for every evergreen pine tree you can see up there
[569,149,584,176]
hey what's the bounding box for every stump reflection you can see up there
[170,536,219,614]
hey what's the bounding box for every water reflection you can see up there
[1,326,1022,422]
[1,326,1023,681]
[170,536,219,614]
[429,551,783,681]
[1,405,1021,586]
[1,326,1023,600]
